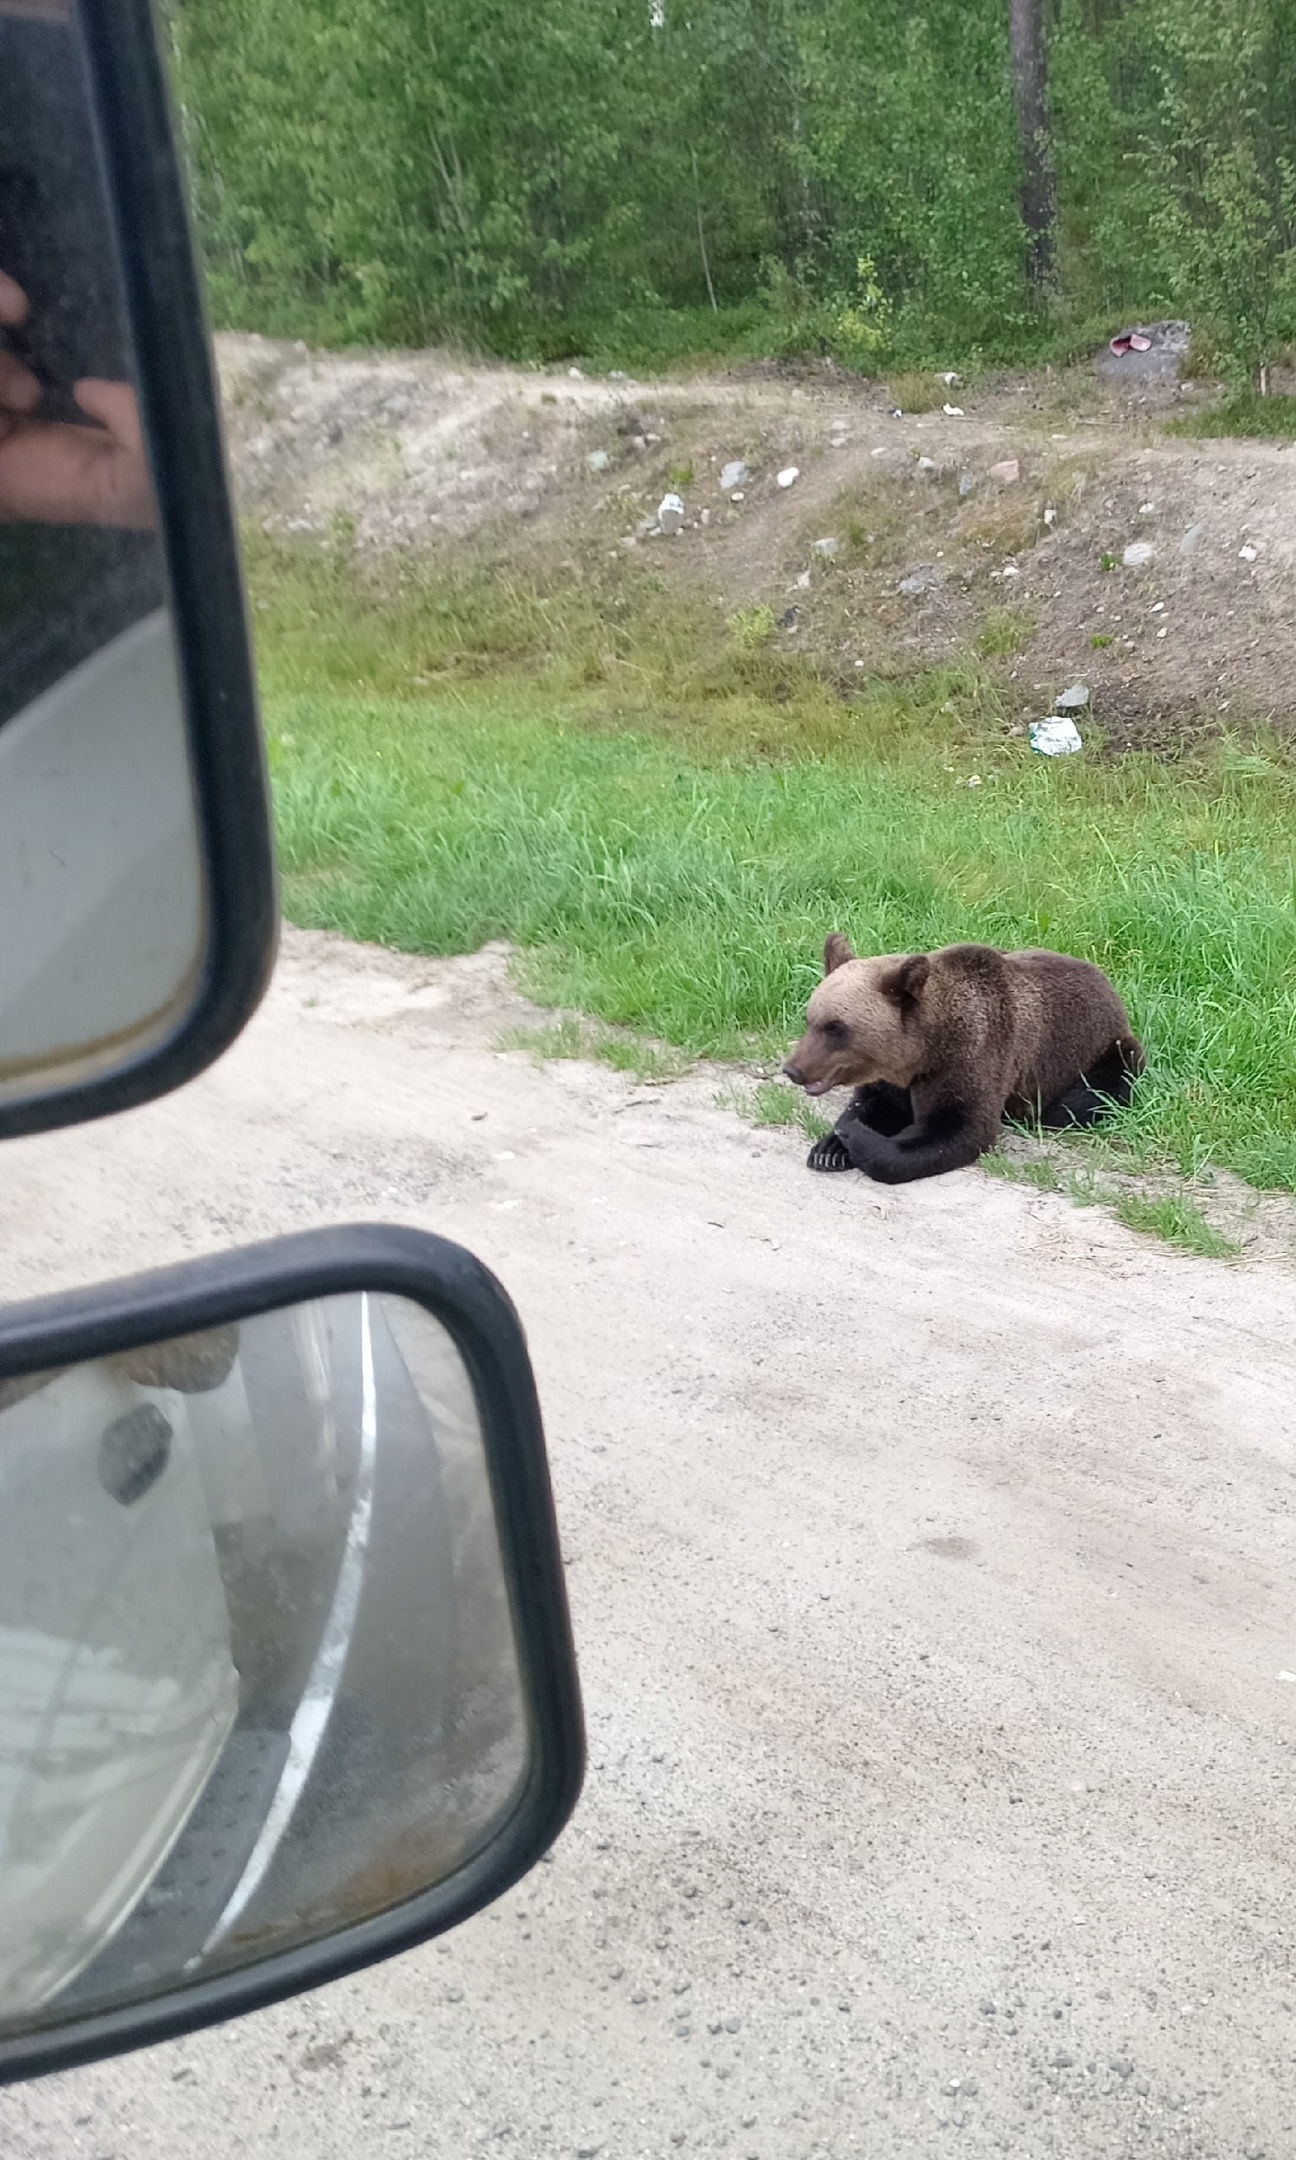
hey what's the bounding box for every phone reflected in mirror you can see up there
[0,1289,533,2036]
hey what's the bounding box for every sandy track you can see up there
[2,927,1295,2158]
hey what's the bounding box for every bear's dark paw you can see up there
[807,1130,854,1173]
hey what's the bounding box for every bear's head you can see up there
[783,933,931,1095]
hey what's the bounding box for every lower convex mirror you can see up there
[0,1227,583,2082]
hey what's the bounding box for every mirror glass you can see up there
[0,0,206,1103]
[0,1291,529,2034]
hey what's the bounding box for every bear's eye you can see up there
[820,1018,849,1045]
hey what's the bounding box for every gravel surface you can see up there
[2,927,1295,2158]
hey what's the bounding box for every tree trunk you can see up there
[1008,0,1056,290]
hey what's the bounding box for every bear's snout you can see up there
[783,1057,807,1086]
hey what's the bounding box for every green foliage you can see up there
[1168,391,1296,439]
[165,0,1296,376]
[720,1079,834,1137]
[975,607,1035,657]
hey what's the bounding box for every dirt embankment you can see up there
[217,332,1296,746]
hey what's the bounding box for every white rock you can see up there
[1239,543,1258,562]
[795,571,811,589]
[587,450,610,472]
[657,492,685,535]
[917,456,938,472]
[943,403,965,416]
[720,460,750,492]
[1054,682,1090,712]
[989,458,1020,486]
[812,536,840,558]
[1123,541,1154,568]
[1030,717,1083,756]
[776,466,800,488]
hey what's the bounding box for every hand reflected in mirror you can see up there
[0,269,155,528]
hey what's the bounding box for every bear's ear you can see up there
[823,932,854,975]
[879,953,930,1010]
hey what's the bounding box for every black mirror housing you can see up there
[0,1225,585,2084]
[0,0,276,1140]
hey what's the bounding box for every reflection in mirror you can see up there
[0,1292,529,2034]
[0,0,205,1101]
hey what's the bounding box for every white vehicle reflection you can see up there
[0,1354,239,2014]
[0,1290,530,2034]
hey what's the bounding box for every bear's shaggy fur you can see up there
[783,934,1144,1184]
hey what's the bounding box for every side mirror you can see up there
[0,1226,584,2083]
[0,0,275,1139]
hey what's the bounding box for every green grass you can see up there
[718,1079,834,1139]
[1111,1191,1239,1257]
[1167,392,1296,442]
[253,535,1296,1199]
[502,1017,692,1082]
[975,607,1035,658]
[982,1153,1240,1257]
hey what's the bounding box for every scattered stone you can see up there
[1139,500,1156,514]
[568,366,585,379]
[1043,503,1057,526]
[1053,2052,1075,2070]
[587,450,610,472]
[608,369,628,380]
[1123,540,1154,568]
[1134,2077,1151,2097]
[1179,522,1205,554]
[898,564,943,596]
[917,455,938,473]
[700,507,711,526]
[989,458,1020,485]
[958,473,977,497]
[795,571,811,589]
[730,490,745,502]
[1055,681,1090,712]
[1240,543,1259,562]
[724,2016,741,2032]
[1030,717,1083,757]
[812,536,840,558]
[778,607,799,630]
[1110,2058,1134,2079]
[720,460,750,492]
[776,466,800,488]
[657,492,685,535]
[943,403,964,416]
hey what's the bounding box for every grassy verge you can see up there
[1167,391,1296,441]
[981,1153,1241,1258]
[252,534,1296,1199]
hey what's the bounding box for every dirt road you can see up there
[2,927,1295,2159]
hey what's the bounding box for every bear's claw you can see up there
[807,1131,854,1172]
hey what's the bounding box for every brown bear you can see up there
[783,934,1144,1184]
